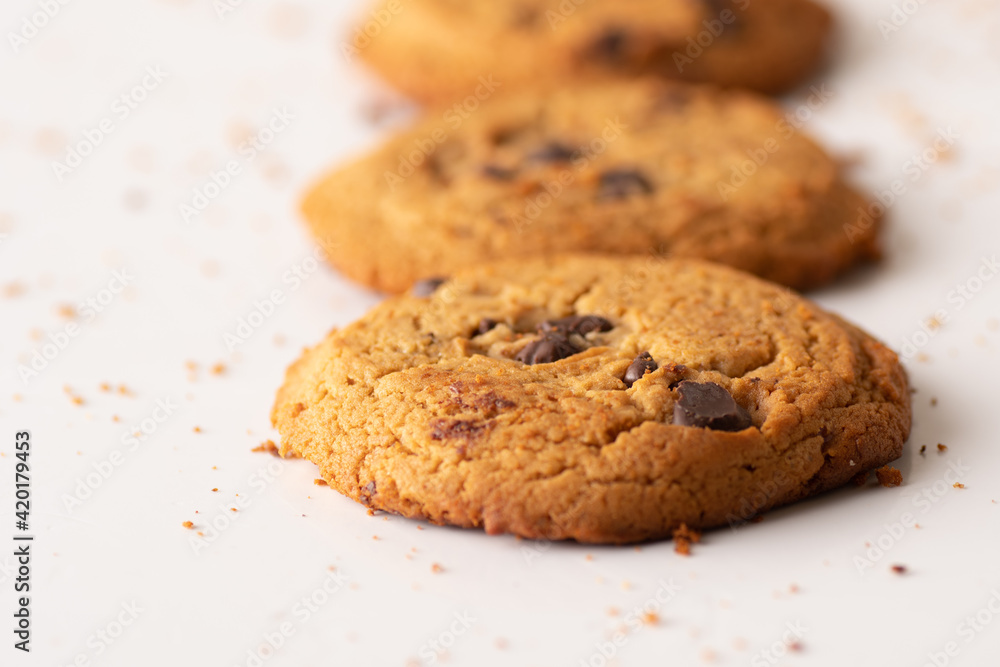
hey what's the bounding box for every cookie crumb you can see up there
[919,445,927,455]
[875,466,902,487]
[211,488,218,492]
[252,439,280,455]
[211,362,226,375]
[313,478,328,486]
[431,563,443,573]
[182,521,194,529]
[930,397,938,406]
[673,523,702,556]
[193,426,202,433]
[954,482,966,489]
[642,612,660,625]
[937,443,948,452]
[890,564,907,575]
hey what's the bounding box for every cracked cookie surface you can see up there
[303,79,880,295]
[357,0,831,100]
[271,255,910,543]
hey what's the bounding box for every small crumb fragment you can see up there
[431,563,443,573]
[252,439,280,455]
[876,466,903,487]
[211,488,218,492]
[211,362,226,375]
[937,443,948,452]
[642,612,659,625]
[673,523,702,556]
[182,521,194,529]
[890,564,907,575]
[193,426,202,433]
[930,397,938,406]
[954,482,966,489]
[313,479,328,486]
[57,303,76,319]
[230,507,238,513]
[919,445,927,455]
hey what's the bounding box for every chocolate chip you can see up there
[539,315,613,336]
[624,352,658,387]
[430,419,487,441]
[476,318,499,335]
[673,381,752,432]
[597,169,654,200]
[526,142,576,164]
[359,480,377,507]
[481,164,516,180]
[516,333,579,365]
[588,28,628,64]
[412,277,447,297]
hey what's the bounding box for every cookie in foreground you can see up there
[271,256,911,544]
[303,79,881,294]
[354,0,831,100]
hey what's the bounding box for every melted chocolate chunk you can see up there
[623,352,658,388]
[411,277,447,297]
[597,169,654,200]
[476,318,499,335]
[539,315,613,336]
[526,142,576,164]
[673,381,752,432]
[481,164,517,181]
[516,333,579,365]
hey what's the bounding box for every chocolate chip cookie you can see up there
[352,0,831,100]
[302,79,881,294]
[271,256,911,544]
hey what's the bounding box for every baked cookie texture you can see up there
[302,79,880,294]
[356,0,831,100]
[271,256,911,544]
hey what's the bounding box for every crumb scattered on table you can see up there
[876,466,903,487]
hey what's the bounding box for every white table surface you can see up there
[2,0,999,665]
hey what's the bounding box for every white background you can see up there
[1,0,999,665]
